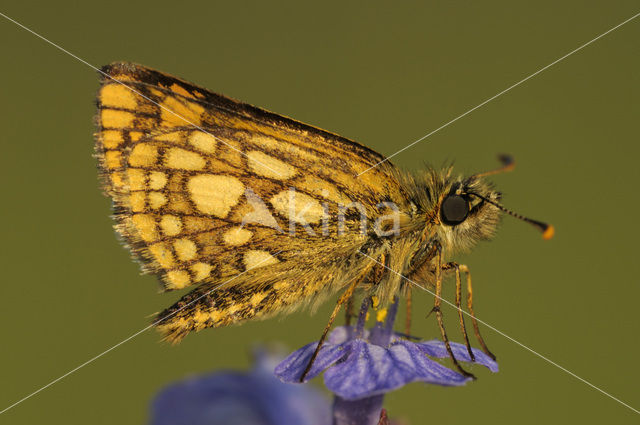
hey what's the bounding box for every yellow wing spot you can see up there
[249,291,268,307]
[148,192,167,209]
[160,215,182,236]
[148,171,167,190]
[131,214,157,242]
[127,169,146,191]
[165,148,206,170]
[192,309,211,324]
[207,309,222,323]
[129,192,146,212]
[298,175,352,205]
[224,303,241,316]
[101,109,135,128]
[101,130,124,149]
[156,131,184,144]
[270,190,325,224]
[166,270,191,289]
[149,242,175,268]
[273,280,289,292]
[104,71,136,82]
[100,84,138,109]
[160,96,205,127]
[247,150,296,179]
[130,131,143,142]
[110,172,124,190]
[223,227,252,246]
[169,83,195,99]
[128,143,158,167]
[189,132,217,153]
[191,262,213,280]
[173,238,197,261]
[188,174,244,217]
[243,250,279,270]
[104,150,122,169]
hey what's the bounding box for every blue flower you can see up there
[275,301,498,401]
[150,348,331,425]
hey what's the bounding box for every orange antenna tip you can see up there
[467,192,553,240]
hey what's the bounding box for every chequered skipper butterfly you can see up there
[95,63,552,377]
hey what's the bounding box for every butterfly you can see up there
[95,62,552,377]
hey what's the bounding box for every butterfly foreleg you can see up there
[433,249,475,378]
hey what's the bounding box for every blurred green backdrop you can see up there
[1,2,638,424]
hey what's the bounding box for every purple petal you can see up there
[326,326,352,344]
[415,340,499,372]
[327,326,374,344]
[324,339,471,400]
[326,326,368,344]
[275,341,349,383]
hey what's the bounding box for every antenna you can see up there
[472,154,515,178]
[468,192,554,240]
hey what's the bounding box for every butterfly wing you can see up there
[95,62,407,340]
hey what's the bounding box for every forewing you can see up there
[95,62,407,293]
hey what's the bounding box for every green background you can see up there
[1,2,638,424]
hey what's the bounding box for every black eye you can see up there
[441,195,469,225]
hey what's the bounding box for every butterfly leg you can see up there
[345,294,355,326]
[433,249,475,379]
[442,262,475,361]
[459,264,496,360]
[405,286,412,336]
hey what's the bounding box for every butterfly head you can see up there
[435,176,502,253]
[433,155,553,253]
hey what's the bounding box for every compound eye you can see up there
[441,195,469,225]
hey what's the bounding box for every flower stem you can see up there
[332,394,384,425]
[332,298,399,425]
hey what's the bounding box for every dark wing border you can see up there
[100,62,390,167]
